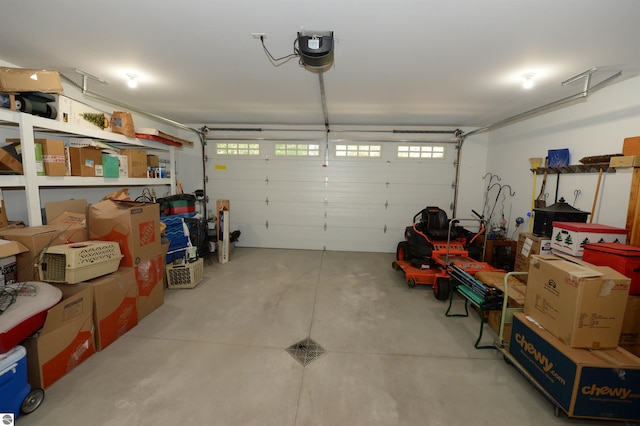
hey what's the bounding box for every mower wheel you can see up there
[434,277,450,301]
[392,261,400,271]
[21,388,44,415]
[396,241,408,261]
[407,278,416,288]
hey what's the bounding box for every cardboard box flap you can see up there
[45,199,87,224]
[49,212,85,226]
[41,285,93,335]
[0,238,28,257]
[532,254,603,278]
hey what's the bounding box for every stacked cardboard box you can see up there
[23,284,95,389]
[509,313,640,421]
[87,268,139,351]
[524,255,630,349]
[88,200,164,321]
[0,225,87,281]
[514,232,552,283]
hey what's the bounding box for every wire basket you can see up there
[166,258,203,289]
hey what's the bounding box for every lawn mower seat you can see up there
[421,207,451,240]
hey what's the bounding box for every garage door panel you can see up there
[210,160,265,178]
[226,200,268,224]
[265,202,326,225]
[324,226,398,252]
[264,225,326,250]
[267,160,326,181]
[211,181,268,201]
[386,162,455,181]
[326,204,387,228]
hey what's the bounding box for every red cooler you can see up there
[583,243,640,295]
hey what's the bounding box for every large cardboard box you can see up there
[40,138,67,176]
[68,146,103,177]
[509,313,640,421]
[87,200,161,267]
[0,225,87,281]
[88,268,138,351]
[524,255,631,348]
[514,232,552,283]
[620,295,640,357]
[6,138,66,176]
[0,67,63,93]
[0,239,28,286]
[135,255,164,321]
[44,198,87,225]
[55,94,110,129]
[120,148,147,178]
[23,284,95,389]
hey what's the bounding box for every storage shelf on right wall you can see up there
[530,163,616,174]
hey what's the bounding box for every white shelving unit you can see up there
[0,107,177,226]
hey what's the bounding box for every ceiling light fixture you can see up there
[522,73,535,89]
[126,73,138,88]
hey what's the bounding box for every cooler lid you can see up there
[552,221,629,234]
[0,344,26,365]
[584,242,640,256]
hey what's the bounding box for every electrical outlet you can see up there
[251,33,266,39]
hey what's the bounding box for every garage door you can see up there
[208,134,459,252]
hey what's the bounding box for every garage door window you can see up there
[397,145,445,159]
[275,143,320,157]
[335,144,382,158]
[216,142,260,156]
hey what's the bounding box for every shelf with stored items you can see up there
[530,164,616,174]
[0,107,176,226]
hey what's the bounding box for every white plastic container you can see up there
[551,222,628,257]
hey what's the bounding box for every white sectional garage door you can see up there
[208,135,458,252]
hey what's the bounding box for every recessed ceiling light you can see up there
[522,73,536,89]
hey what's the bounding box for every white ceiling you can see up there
[2,0,640,129]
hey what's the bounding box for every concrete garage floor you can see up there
[17,248,633,426]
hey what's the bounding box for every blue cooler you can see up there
[0,345,44,418]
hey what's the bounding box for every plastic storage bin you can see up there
[583,243,640,295]
[0,345,44,418]
[551,222,628,257]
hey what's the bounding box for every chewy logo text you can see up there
[515,333,554,372]
[581,384,633,400]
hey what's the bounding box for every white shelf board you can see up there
[35,176,172,187]
[0,174,26,187]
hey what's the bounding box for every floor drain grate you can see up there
[286,337,326,366]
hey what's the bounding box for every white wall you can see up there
[478,75,640,237]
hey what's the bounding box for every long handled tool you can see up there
[590,167,604,223]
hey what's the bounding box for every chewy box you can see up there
[524,255,630,349]
[510,313,640,421]
[551,222,628,257]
